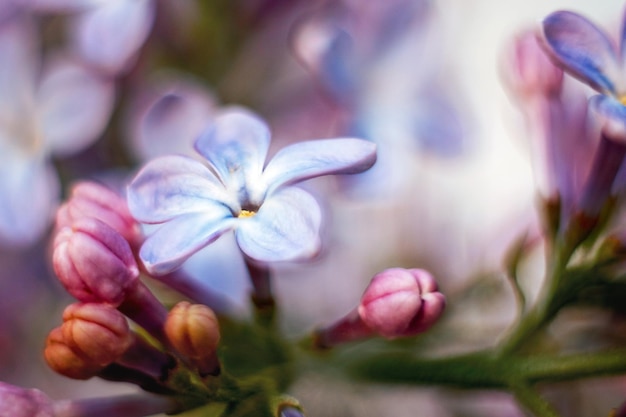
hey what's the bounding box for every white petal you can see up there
[262,138,376,193]
[140,210,235,275]
[127,155,236,223]
[236,187,322,262]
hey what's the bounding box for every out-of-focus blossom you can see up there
[501,30,597,224]
[292,0,431,107]
[0,17,113,246]
[542,9,626,142]
[125,73,218,161]
[291,0,468,196]
[128,110,377,275]
[503,30,564,101]
[0,382,54,417]
[22,0,155,75]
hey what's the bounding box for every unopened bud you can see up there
[45,303,132,379]
[502,29,563,99]
[164,301,220,376]
[0,382,54,417]
[52,217,139,306]
[45,327,102,379]
[58,181,143,247]
[358,268,445,339]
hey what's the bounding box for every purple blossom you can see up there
[0,16,113,246]
[125,73,218,160]
[127,110,376,275]
[22,0,155,75]
[542,9,626,141]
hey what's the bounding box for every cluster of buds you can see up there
[42,181,224,413]
[314,268,446,348]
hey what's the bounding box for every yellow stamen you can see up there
[238,210,256,218]
[621,96,626,106]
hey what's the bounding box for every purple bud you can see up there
[502,29,563,100]
[357,268,445,339]
[280,407,305,417]
[57,181,143,248]
[0,382,54,417]
[52,217,140,306]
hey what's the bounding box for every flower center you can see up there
[621,95,626,106]
[238,209,256,218]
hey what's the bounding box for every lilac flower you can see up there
[542,9,626,141]
[22,0,155,75]
[128,110,376,275]
[0,17,113,246]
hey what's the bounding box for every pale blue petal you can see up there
[0,17,37,112]
[130,77,216,160]
[589,94,626,143]
[621,6,626,68]
[542,11,619,94]
[127,155,235,223]
[261,138,376,193]
[38,58,114,156]
[235,187,322,262]
[21,0,105,12]
[140,211,235,275]
[194,110,270,184]
[0,151,59,247]
[71,0,154,74]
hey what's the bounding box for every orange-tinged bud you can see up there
[164,301,220,375]
[61,303,133,367]
[44,303,132,380]
[44,327,101,380]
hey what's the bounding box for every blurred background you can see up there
[0,0,625,416]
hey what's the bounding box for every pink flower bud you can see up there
[52,217,139,306]
[164,301,221,376]
[57,181,142,248]
[501,29,563,99]
[357,268,445,339]
[0,382,54,417]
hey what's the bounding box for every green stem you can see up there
[244,257,276,327]
[347,349,626,388]
[497,240,573,355]
[518,350,626,383]
[511,383,561,417]
[347,350,508,388]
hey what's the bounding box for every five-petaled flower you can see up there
[127,110,377,275]
[542,9,626,140]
